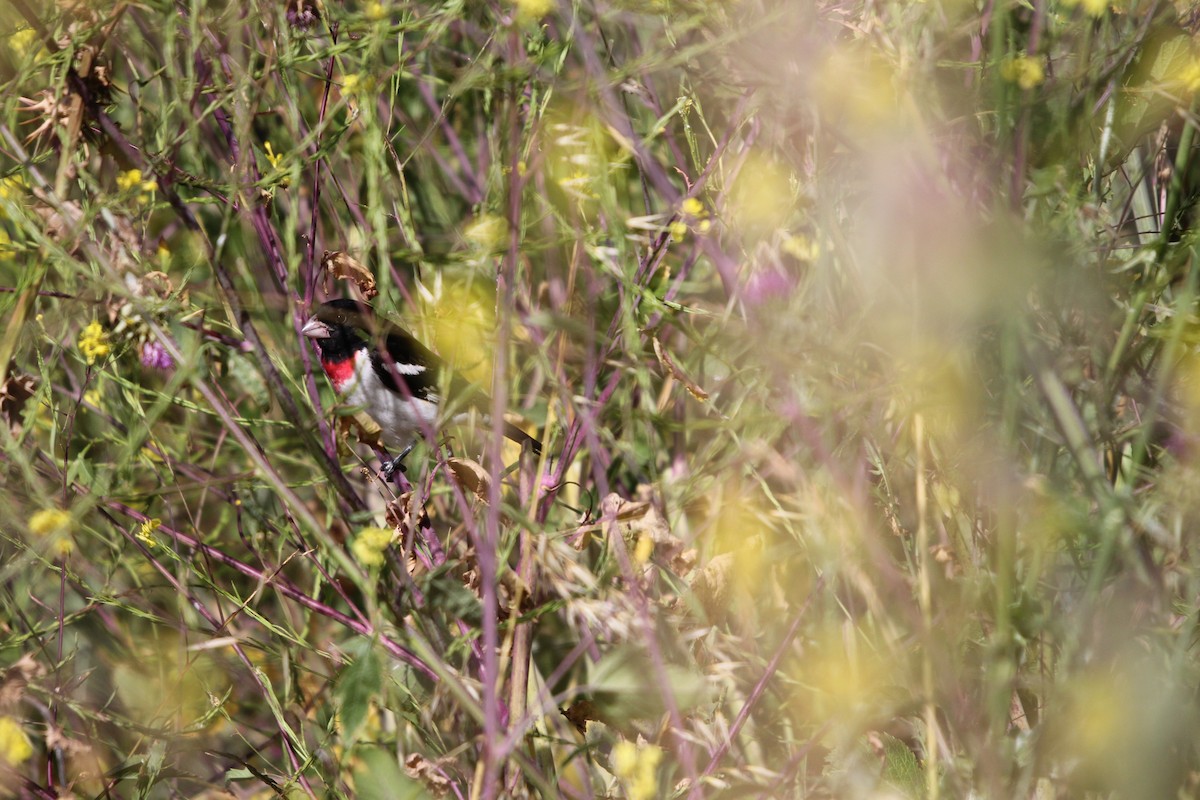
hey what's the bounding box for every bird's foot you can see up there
[380,444,415,480]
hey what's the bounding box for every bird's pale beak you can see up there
[300,316,331,339]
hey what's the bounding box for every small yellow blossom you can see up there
[669,219,688,241]
[116,169,157,205]
[782,233,821,262]
[0,174,26,202]
[463,214,509,252]
[0,716,33,765]
[1000,54,1045,90]
[78,320,111,365]
[137,518,161,548]
[366,1,386,19]
[612,741,661,800]
[516,160,527,177]
[0,229,13,260]
[352,526,395,568]
[680,197,705,218]
[82,389,101,410]
[633,532,654,564]
[1062,0,1107,16]
[342,73,375,96]
[28,508,73,558]
[263,141,284,170]
[29,508,70,537]
[7,28,39,60]
[513,0,555,22]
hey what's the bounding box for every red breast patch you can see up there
[322,356,356,392]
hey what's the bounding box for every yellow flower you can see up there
[782,233,821,262]
[263,141,284,170]
[351,526,395,568]
[1062,0,1107,16]
[116,169,157,205]
[612,741,661,800]
[513,0,555,22]
[680,197,705,218]
[137,518,161,548]
[0,716,32,765]
[669,220,688,241]
[0,174,26,202]
[28,508,73,558]
[1000,54,1045,90]
[78,320,111,365]
[633,532,654,564]
[29,508,70,537]
[341,73,375,96]
[7,28,39,60]
[366,1,386,19]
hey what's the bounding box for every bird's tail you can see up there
[503,421,543,455]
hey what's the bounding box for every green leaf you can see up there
[337,644,383,744]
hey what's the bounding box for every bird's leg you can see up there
[380,443,415,479]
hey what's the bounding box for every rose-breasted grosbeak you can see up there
[301,299,542,473]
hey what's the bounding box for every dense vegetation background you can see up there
[3,0,1200,797]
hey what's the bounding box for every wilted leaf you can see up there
[0,368,35,437]
[322,251,378,299]
[652,334,709,401]
[405,752,454,798]
[446,457,490,502]
[0,654,43,711]
[689,552,733,624]
[561,698,601,735]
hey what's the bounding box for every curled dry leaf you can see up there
[689,552,734,625]
[446,457,490,503]
[338,411,384,450]
[574,493,690,574]
[0,654,44,711]
[1,367,36,438]
[404,753,453,798]
[560,698,600,735]
[322,251,377,299]
[652,334,709,401]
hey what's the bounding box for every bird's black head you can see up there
[301,299,374,359]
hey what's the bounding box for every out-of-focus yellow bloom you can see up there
[116,169,157,204]
[681,197,705,218]
[0,716,32,765]
[611,741,661,800]
[78,320,111,364]
[0,175,25,202]
[782,232,821,262]
[28,508,73,557]
[342,73,375,96]
[633,532,654,564]
[7,28,39,60]
[1000,54,1045,90]
[463,214,509,253]
[352,526,395,567]
[137,518,161,548]
[29,508,70,537]
[669,219,688,241]
[1062,0,1107,16]
[263,141,284,169]
[513,0,555,23]
[366,1,386,19]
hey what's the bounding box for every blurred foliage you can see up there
[3,0,1200,797]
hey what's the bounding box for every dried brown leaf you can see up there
[446,457,490,503]
[1,368,36,437]
[405,753,453,797]
[689,553,734,624]
[322,251,378,299]
[0,654,43,711]
[652,334,709,401]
